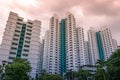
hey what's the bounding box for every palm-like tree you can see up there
[94,60,107,80]
[65,69,72,80]
[96,60,105,69]
[76,68,90,80]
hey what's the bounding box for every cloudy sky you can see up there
[0,0,120,45]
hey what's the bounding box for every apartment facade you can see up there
[47,14,60,74]
[99,27,115,61]
[88,28,99,65]
[65,12,78,71]
[0,12,41,78]
[76,27,86,66]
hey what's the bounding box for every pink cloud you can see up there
[0,0,120,45]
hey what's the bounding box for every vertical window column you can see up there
[16,24,26,58]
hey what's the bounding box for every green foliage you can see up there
[41,69,48,76]
[37,70,63,80]
[106,49,120,80]
[5,58,31,80]
[96,60,106,69]
[76,68,90,80]
[93,68,106,80]
[65,69,74,80]
[38,74,63,80]
[93,49,120,80]
[65,69,90,80]
[93,60,107,80]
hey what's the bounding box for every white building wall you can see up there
[88,28,99,65]
[42,31,49,72]
[100,27,114,61]
[47,14,60,74]
[37,40,44,76]
[0,12,20,64]
[65,12,78,71]
[112,39,118,51]
[28,20,41,78]
[77,27,85,66]
[0,12,41,79]
[84,41,90,65]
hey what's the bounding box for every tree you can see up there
[93,60,107,80]
[48,74,64,80]
[106,49,120,80]
[93,68,106,80]
[38,74,64,80]
[41,69,48,76]
[75,68,90,80]
[65,69,75,80]
[4,58,31,80]
[96,60,105,69]
[37,69,49,80]
[65,68,90,80]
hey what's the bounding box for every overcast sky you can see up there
[0,0,120,45]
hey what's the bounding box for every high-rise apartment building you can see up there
[88,27,116,63]
[37,40,44,76]
[0,12,41,78]
[112,39,118,51]
[99,27,114,61]
[42,13,118,76]
[65,12,78,71]
[88,27,99,65]
[84,41,90,65]
[47,14,60,74]
[42,31,49,72]
[43,13,86,75]
[76,27,85,66]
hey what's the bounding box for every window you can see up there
[23,49,29,52]
[9,57,14,59]
[28,22,33,25]
[25,41,30,44]
[26,33,31,36]
[24,45,30,48]
[23,54,28,56]
[13,38,19,41]
[14,34,19,37]
[15,30,20,33]
[10,52,16,55]
[11,47,17,50]
[17,22,22,25]
[12,42,18,45]
[27,26,32,28]
[26,37,31,40]
[27,29,32,32]
[18,19,23,21]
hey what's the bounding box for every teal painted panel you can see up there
[60,19,66,76]
[96,32,104,61]
[16,24,26,58]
